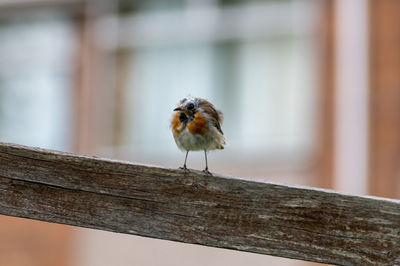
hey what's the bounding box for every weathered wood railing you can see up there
[0,142,399,265]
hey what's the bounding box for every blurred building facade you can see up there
[0,0,399,265]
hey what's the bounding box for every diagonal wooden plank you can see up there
[0,142,399,265]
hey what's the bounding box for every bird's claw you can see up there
[202,169,212,176]
[179,166,189,174]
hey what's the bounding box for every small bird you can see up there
[171,97,225,174]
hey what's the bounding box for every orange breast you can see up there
[172,112,182,135]
[187,112,207,135]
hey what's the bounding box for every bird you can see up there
[171,97,225,175]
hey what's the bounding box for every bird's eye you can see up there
[187,103,194,110]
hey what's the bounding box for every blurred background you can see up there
[0,0,398,265]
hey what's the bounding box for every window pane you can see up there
[0,11,76,150]
[119,0,321,167]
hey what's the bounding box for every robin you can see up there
[171,97,225,175]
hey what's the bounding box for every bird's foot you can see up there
[202,168,212,176]
[179,165,189,174]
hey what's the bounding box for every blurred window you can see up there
[0,10,76,150]
[103,0,323,175]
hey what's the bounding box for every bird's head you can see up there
[173,97,200,116]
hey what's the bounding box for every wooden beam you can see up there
[315,0,335,190]
[0,142,399,265]
[369,0,400,198]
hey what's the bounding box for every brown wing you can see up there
[198,98,224,135]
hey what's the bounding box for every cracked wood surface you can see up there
[0,142,399,265]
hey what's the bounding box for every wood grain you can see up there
[0,142,399,265]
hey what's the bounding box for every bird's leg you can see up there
[202,150,212,175]
[179,151,189,173]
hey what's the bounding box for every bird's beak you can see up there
[173,107,182,111]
